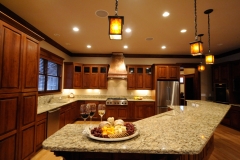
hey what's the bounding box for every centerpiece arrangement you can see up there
[85,117,139,141]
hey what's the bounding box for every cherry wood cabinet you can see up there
[0,93,19,160]
[221,105,240,131]
[127,65,152,90]
[59,104,71,129]
[134,101,155,120]
[212,63,230,83]
[18,92,38,160]
[156,65,180,80]
[36,112,47,151]
[64,62,83,89]
[82,65,108,89]
[0,16,43,160]
[105,106,129,120]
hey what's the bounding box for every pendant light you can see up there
[204,9,214,64]
[189,0,203,56]
[108,0,124,40]
[198,62,205,72]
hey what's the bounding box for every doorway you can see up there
[185,74,195,100]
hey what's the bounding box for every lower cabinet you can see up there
[104,101,155,121]
[105,106,129,120]
[221,105,240,130]
[59,102,80,129]
[59,104,71,129]
[36,112,47,151]
[134,102,155,120]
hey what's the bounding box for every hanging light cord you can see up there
[115,0,118,16]
[194,0,198,40]
[208,13,211,53]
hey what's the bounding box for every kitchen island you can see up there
[42,100,230,160]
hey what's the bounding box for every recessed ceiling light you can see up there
[123,45,128,49]
[87,45,91,48]
[161,46,166,49]
[125,28,131,33]
[163,12,170,17]
[73,27,79,32]
[181,29,187,33]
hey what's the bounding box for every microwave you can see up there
[233,77,240,92]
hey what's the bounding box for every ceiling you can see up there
[1,0,240,57]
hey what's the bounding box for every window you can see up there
[38,58,61,92]
[38,48,64,94]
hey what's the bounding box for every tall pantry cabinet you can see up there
[0,13,43,160]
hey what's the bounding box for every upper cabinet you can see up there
[0,20,41,94]
[127,65,152,90]
[156,65,180,80]
[82,64,108,89]
[64,64,108,89]
[64,62,83,89]
[212,63,230,83]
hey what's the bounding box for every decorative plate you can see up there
[83,126,139,142]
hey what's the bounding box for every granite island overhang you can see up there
[42,100,230,160]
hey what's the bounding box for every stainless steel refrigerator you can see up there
[156,81,179,111]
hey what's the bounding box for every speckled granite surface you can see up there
[37,97,154,114]
[42,100,230,154]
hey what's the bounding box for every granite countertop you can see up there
[37,98,155,114]
[42,100,230,154]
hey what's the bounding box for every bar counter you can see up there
[42,100,230,160]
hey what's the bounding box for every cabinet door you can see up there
[230,106,240,130]
[134,102,155,120]
[127,67,136,89]
[19,125,36,160]
[63,62,74,88]
[128,102,135,120]
[59,112,65,129]
[212,65,219,83]
[136,67,144,89]
[220,64,229,82]
[157,66,168,79]
[0,22,23,93]
[73,64,82,88]
[36,119,47,151]
[144,67,152,89]
[83,66,91,88]
[90,66,99,88]
[168,66,180,79]
[0,134,17,160]
[99,66,107,89]
[117,107,128,120]
[105,107,118,120]
[0,93,19,136]
[20,92,37,127]
[21,35,39,92]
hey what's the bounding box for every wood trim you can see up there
[40,48,64,65]
[0,11,44,41]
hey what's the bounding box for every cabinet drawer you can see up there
[37,112,47,122]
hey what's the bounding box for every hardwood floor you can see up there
[31,123,240,160]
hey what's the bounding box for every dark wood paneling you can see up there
[21,92,37,126]
[19,125,36,160]
[36,118,47,151]
[21,35,39,92]
[0,134,17,160]
[0,22,22,93]
[0,93,19,136]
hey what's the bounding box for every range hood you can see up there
[108,53,127,79]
